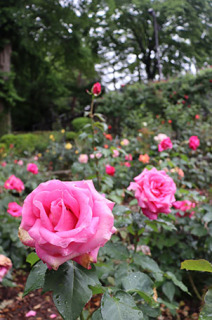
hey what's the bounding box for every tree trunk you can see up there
[0,44,12,136]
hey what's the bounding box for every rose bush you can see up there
[19,179,116,270]
[128,168,176,220]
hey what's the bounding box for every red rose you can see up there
[105,165,115,176]
[92,82,101,95]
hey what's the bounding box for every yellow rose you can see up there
[65,143,72,150]
[61,129,65,134]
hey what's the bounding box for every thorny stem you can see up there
[188,273,202,301]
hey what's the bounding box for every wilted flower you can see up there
[0,255,12,282]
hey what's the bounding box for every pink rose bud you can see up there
[189,136,200,150]
[158,137,173,152]
[0,255,12,282]
[4,175,25,193]
[128,168,176,220]
[19,180,116,270]
[7,202,22,217]
[105,164,115,176]
[78,154,88,164]
[92,82,101,95]
[27,163,39,174]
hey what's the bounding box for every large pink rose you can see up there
[189,136,200,150]
[7,202,22,217]
[0,255,12,282]
[19,180,116,270]
[27,163,39,174]
[158,137,173,152]
[128,168,176,220]
[173,200,196,218]
[4,175,25,193]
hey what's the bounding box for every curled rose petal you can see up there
[25,310,37,317]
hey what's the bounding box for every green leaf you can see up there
[92,308,103,320]
[23,260,47,297]
[162,281,175,302]
[122,271,153,295]
[133,254,163,282]
[101,292,143,320]
[164,271,189,293]
[199,288,212,320]
[26,252,40,267]
[43,262,100,320]
[181,260,212,273]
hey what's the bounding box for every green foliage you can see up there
[181,260,212,273]
[71,117,92,132]
[199,288,212,320]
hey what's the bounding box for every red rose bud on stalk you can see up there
[92,82,101,96]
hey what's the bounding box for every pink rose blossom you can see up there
[78,154,88,164]
[128,168,176,220]
[105,165,115,176]
[112,149,119,158]
[125,154,132,161]
[173,200,196,218]
[34,156,39,161]
[95,152,102,159]
[19,180,116,270]
[124,162,131,167]
[4,175,25,193]
[26,310,37,317]
[189,136,200,150]
[18,160,23,166]
[1,161,7,167]
[7,202,22,217]
[27,163,39,174]
[154,133,167,143]
[158,137,173,152]
[120,139,129,146]
[90,154,95,159]
[0,255,12,282]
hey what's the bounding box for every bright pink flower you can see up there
[128,168,176,220]
[112,149,119,158]
[189,136,200,150]
[125,154,132,161]
[92,82,101,95]
[27,163,39,174]
[4,175,25,193]
[26,310,37,317]
[105,165,115,176]
[19,180,116,270]
[158,137,173,152]
[173,200,195,218]
[0,255,12,282]
[124,162,131,167]
[7,202,22,217]
[1,162,6,167]
[78,154,88,164]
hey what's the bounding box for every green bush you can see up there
[65,131,77,141]
[71,117,92,132]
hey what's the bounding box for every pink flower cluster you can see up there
[128,168,176,220]
[19,180,116,270]
[173,200,196,218]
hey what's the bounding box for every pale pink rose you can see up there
[17,160,23,166]
[120,139,129,146]
[95,152,102,159]
[90,154,95,159]
[27,163,39,174]
[34,156,39,161]
[128,168,176,220]
[19,180,116,270]
[124,162,131,167]
[105,164,115,176]
[78,154,88,164]
[0,255,12,282]
[125,154,132,161]
[158,137,173,152]
[173,200,196,218]
[7,202,22,217]
[4,175,25,193]
[26,310,37,317]
[112,149,119,158]
[1,161,7,167]
[154,133,168,143]
[189,136,200,150]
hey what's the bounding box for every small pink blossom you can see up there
[0,255,12,282]
[7,202,22,217]
[120,139,129,146]
[112,149,119,158]
[105,164,115,176]
[96,152,102,159]
[173,200,196,218]
[189,136,200,150]
[34,156,39,161]
[154,133,168,143]
[4,175,25,193]
[27,163,39,174]
[124,162,131,167]
[158,137,173,152]
[78,154,88,164]
[18,160,23,166]
[25,310,37,317]
[125,154,132,161]
[90,154,95,159]
[1,161,7,167]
